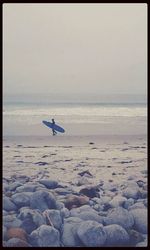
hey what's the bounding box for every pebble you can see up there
[54,188,73,195]
[16,183,44,192]
[73,211,104,224]
[123,198,134,209]
[43,209,63,230]
[79,186,100,198]
[70,205,94,216]
[8,182,23,191]
[76,176,92,186]
[39,179,58,189]
[122,186,140,199]
[60,207,70,218]
[104,207,134,230]
[56,201,65,210]
[128,229,144,245]
[30,225,60,247]
[77,220,107,247]
[136,180,145,188]
[3,197,17,212]
[5,237,31,247]
[78,170,93,177]
[108,195,127,208]
[130,209,147,234]
[30,190,57,211]
[18,207,46,233]
[11,192,32,208]
[61,217,83,247]
[6,228,27,241]
[12,175,30,184]
[3,214,22,229]
[128,202,145,210]
[64,195,89,210]
[104,224,129,246]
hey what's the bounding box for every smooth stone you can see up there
[78,170,93,177]
[6,228,27,241]
[130,209,147,234]
[39,179,58,189]
[128,229,144,246]
[5,237,31,247]
[3,197,17,212]
[61,217,83,247]
[104,224,130,246]
[60,207,70,218]
[11,192,32,208]
[18,207,46,233]
[70,205,95,217]
[12,175,30,183]
[79,186,100,198]
[128,202,145,210]
[16,183,43,192]
[99,196,112,205]
[122,186,140,199]
[92,197,101,204]
[43,209,63,230]
[30,225,60,247]
[3,214,22,229]
[123,198,135,209]
[104,190,116,198]
[104,207,134,230]
[77,220,107,247]
[54,188,72,195]
[64,195,89,210]
[136,180,145,188]
[76,176,92,186]
[56,201,64,210]
[72,211,104,224]
[30,190,57,212]
[20,218,37,234]
[102,183,118,192]
[8,182,22,191]
[93,203,99,210]
[109,195,127,208]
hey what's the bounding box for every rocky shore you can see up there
[3,171,147,247]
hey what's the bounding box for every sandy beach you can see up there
[3,133,147,247]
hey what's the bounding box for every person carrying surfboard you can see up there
[52,118,57,136]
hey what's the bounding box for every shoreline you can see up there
[3,133,147,146]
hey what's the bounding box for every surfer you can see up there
[52,119,57,136]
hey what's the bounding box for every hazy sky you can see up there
[3,3,147,99]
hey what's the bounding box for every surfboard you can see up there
[42,120,65,133]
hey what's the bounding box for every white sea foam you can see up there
[3,103,147,136]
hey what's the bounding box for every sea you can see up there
[3,101,147,137]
